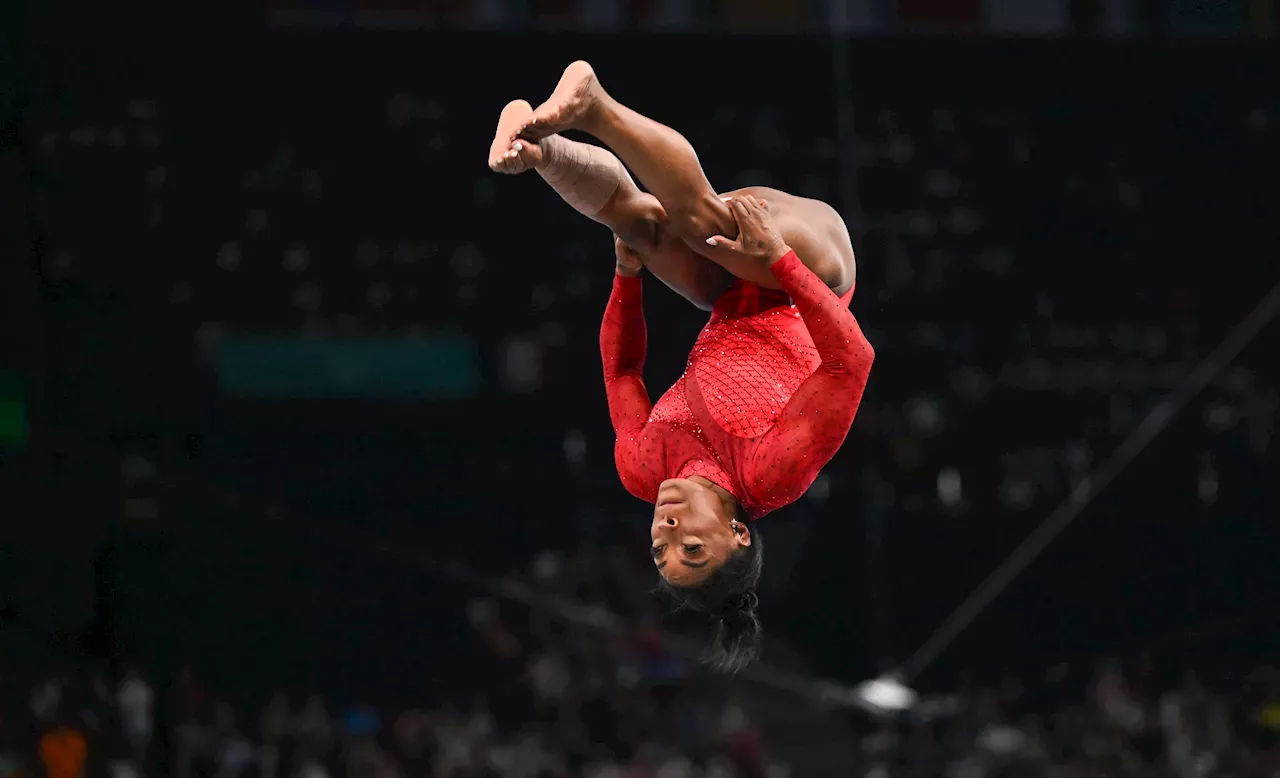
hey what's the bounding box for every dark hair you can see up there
[658,526,763,674]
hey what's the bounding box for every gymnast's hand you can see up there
[704,195,791,265]
[614,235,644,278]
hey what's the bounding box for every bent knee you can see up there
[669,193,735,244]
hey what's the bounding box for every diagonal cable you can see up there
[897,278,1280,683]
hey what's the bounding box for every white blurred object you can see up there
[978,724,1025,754]
[937,467,962,507]
[854,675,917,715]
[533,550,562,582]
[905,395,943,435]
[500,336,542,394]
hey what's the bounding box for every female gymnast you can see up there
[489,62,875,672]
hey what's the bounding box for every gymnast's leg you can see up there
[488,99,732,310]
[510,62,739,253]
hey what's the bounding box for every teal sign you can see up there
[218,337,480,399]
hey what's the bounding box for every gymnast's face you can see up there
[650,478,751,587]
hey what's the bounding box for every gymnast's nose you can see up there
[662,516,678,528]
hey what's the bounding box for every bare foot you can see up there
[488,99,541,172]
[520,61,603,140]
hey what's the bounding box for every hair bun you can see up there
[717,591,758,623]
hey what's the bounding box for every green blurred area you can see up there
[217,337,481,399]
[0,371,28,447]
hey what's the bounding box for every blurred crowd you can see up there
[4,527,1280,778]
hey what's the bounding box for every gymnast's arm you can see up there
[748,248,874,502]
[600,242,653,436]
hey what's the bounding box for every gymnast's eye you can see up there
[683,544,703,555]
[650,545,665,558]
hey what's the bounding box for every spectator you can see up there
[117,670,153,762]
[0,734,25,778]
[39,720,87,778]
[294,696,333,760]
[31,678,61,726]
[258,692,290,778]
[213,704,256,778]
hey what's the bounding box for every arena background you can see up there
[1,0,1279,775]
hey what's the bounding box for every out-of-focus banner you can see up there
[217,337,481,398]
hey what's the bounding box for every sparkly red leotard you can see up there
[600,249,874,518]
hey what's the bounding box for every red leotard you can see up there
[600,249,875,518]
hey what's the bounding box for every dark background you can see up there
[1,0,1279,774]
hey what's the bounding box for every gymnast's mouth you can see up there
[656,486,685,507]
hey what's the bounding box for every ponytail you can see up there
[708,591,762,673]
[658,528,765,675]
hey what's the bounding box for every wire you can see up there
[897,278,1280,683]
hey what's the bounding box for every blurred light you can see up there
[1204,402,1235,431]
[1063,441,1092,471]
[925,169,960,198]
[466,598,497,626]
[905,396,943,435]
[450,243,486,278]
[1001,479,1034,510]
[283,244,310,271]
[937,467,962,507]
[1198,454,1218,506]
[501,336,542,394]
[217,242,241,271]
[854,675,917,715]
[121,455,157,484]
[533,551,562,583]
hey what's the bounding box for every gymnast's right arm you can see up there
[600,240,652,436]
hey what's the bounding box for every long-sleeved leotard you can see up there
[600,248,875,518]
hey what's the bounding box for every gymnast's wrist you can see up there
[766,243,795,267]
[615,261,643,279]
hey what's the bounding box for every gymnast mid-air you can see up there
[489,61,874,672]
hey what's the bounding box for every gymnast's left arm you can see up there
[748,247,874,499]
[706,195,873,505]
